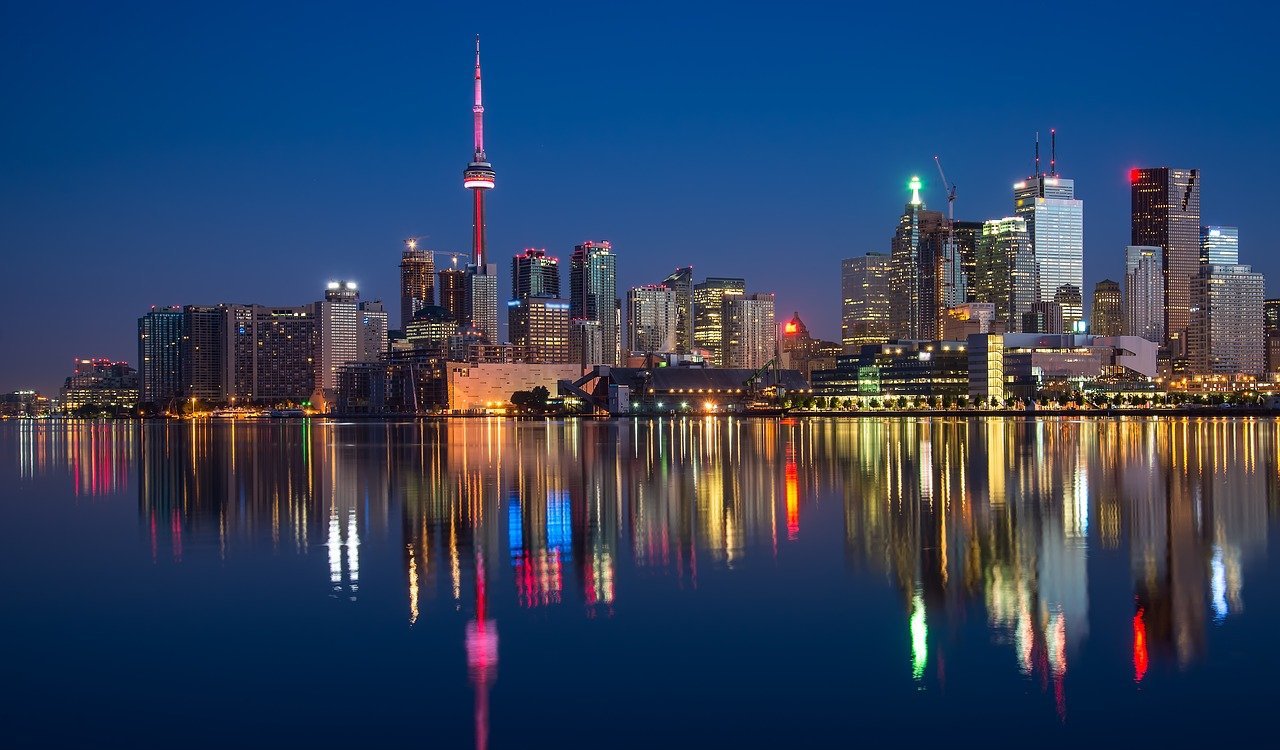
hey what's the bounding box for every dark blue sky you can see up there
[3,0,1275,394]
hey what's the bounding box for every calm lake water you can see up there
[3,417,1278,747]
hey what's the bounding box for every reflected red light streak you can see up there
[785,450,799,541]
[1133,608,1148,682]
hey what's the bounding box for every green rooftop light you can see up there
[909,176,923,206]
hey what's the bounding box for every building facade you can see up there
[570,319,603,371]
[841,252,891,351]
[626,285,678,355]
[1124,245,1165,344]
[358,300,388,362]
[570,241,619,366]
[1131,167,1200,353]
[511,248,561,300]
[1014,174,1084,314]
[437,267,468,325]
[723,293,776,370]
[660,266,694,354]
[138,306,184,405]
[975,217,1037,333]
[508,297,570,363]
[465,264,500,343]
[1201,225,1239,266]
[317,281,360,396]
[1091,280,1123,337]
[693,277,745,366]
[1188,264,1265,377]
[888,177,950,340]
[399,240,435,330]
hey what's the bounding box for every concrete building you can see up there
[446,362,581,413]
[841,252,892,351]
[182,305,226,402]
[941,302,997,340]
[1091,279,1123,337]
[226,305,318,403]
[693,277,745,366]
[1188,264,1265,377]
[437,267,468,325]
[723,292,776,370]
[317,281,360,397]
[358,300,388,362]
[138,306,184,405]
[627,285,678,355]
[570,319,603,370]
[508,297,571,363]
[1125,245,1166,344]
[60,358,140,413]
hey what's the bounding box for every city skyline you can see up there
[3,2,1277,394]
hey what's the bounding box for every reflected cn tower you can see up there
[463,36,495,266]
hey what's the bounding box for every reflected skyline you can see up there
[6,417,1279,745]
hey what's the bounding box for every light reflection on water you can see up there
[4,417,1278,746]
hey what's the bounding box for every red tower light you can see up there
[1129,168,1142,185]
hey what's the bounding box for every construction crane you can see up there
[933,156,956,222]
[405,237,469,268]
[933,156,962,312]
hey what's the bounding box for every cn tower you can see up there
[462,35,495,267]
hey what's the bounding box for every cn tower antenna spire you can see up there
[473,35,485,158]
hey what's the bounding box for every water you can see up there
[3,417,1277,747]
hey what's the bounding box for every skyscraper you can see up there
[437,266,468,324]
[358,300,388,362]
[888,177,950,340]
[693,277,745,366]
[1265,299,1280,376]
[465,266,500,343]
[951,221,984,302]
[182,304,226,401]
[399,238,435,330]
[1124,246,1165,344]
[317,281,360,398]
[137,306,184,405]
[975,217,1037,333]
[1053,284,1083,331]
[1091,280,1123,337]
[570,241,619,366]
[1200,225,1239,266]
[660,266,694,354]
[569,319,603,370]
[1188,264,1265,377]
[1131,167,1200,352]
[626,285,678,354]
[1014,143,1083,315]
[841,252,891,352]
[511,249,561,300]
[723,293,776,370]
[508,298,570,363]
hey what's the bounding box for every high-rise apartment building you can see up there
[1053,284,1083,331]
[569,319,603,370]
[1131,167,1200,352]
[1200,225,1239,266]
[693,277,745,366]
[399,239,435,330]
[508,298,570,363]
[1014,171,1083,311]
[841,252,891,352]
[182,305,226,401]
[570,241,619,366]
[627,285,679,354]
[224,305,318,402]
[660,266,694,354]
[317,281,360,396]
[951,220,984,302]
[406,306,456,349]
[723,293,777,370]
[358,300,388,362]
[465,264,499,343]
[1091,279,1123,337]
[975,217,1037,333]
[137,306,184,405]
[888,177,950,340]
[511,249,561,300]
[1188,264,1265,377]
[437,267,468,324]
[1265,299,1280,376]
[1124,246,1165,344]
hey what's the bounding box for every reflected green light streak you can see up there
[911,590,927,681]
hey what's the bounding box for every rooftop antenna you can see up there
[1050,128,1057,176]
[1034,132,1040,177]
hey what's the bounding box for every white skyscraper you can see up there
[626,285,678,354]
[317,281,360,394]
[1125,245,1165,344]
[1200,225,1239,266]
[1014,171,1083,323]
[465,264,500,343]
[724,293,776,370]
[1189,263,1265,377]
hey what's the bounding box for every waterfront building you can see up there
[508,297,571,363]
[1014,165,1084,311]
[60,358,139,413]
[570,319,604,370]
[137,306,184,405]
[182,304,226,401]
[842,252,892,351]
[660,267,695,354]
[226,305,318,403]
[627,285,679,355]
[1200,225,1238,267]
[317,281,360,397]
[1091,280,1123,336]
[570,241,619,366]
[1131,167,1200,352]
[445,361,581,413]
[693,277,745,366]
[723,293,776,370]
[399,239,435,330]
[975,217,1038,333]
[888,177,950,340]
[1188,264,1265,377]
[0,390,51,418]
[1124,246,1166,344]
